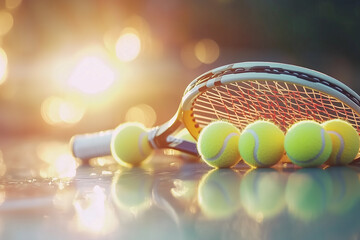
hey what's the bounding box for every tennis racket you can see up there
[71,61,360,160]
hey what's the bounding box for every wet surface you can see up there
[0,139,360,240]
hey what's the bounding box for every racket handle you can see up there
[70,130,113,159]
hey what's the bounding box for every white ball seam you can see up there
[287,128,327,165]
[205,132,238,161]
[244,129,265,167]
[327,131,344,164]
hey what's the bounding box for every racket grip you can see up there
[70,130,114,159]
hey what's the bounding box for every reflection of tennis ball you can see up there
[322,119,359,165]
[174,128,199,162]
[326,166,360,214]
[111,168,153,213]
[240,168,286,221]
[111,122,153,167]
[285,121,332,167]
[239,120,284,168]
[197,121,241,168]
[198,169,241,219]
[285,168,332,222]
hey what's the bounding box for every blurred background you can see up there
[0,0,360,139]
[1,2,360,238]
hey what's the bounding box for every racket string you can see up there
[192,80,360,132]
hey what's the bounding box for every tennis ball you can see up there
[238,120,285,168]
[240,169,286,221]
[326,166,360,215]
[197,121,241,168]
[111,122,153,167]
[285,168,332,222]
[198,169,241,219]
[321,119,359,165]
[174,128,199,162]
[111,168,153,214]
[284,120,332,167]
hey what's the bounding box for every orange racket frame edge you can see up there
[71,62,360,161]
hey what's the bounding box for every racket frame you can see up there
[71,62,360,160]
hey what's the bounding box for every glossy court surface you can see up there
[0,139,359,240]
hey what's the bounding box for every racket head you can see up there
[179,62,360,147]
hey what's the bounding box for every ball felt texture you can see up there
[238,120,284,168]
[197,121,241,168]
[321,119,359,165]
[284,120,332,167]
[111,122,152,167]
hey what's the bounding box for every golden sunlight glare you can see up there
[125,104,157,127]
[0,11,13,36]
[0,185,5,206]
[39,153,77,179]
[68,56,115,94]
[115,31,141,62]
[37,141,79,179]
[0,48,8,85]
[0,151,6,177]
[72,185,117,234]
[5,0,22,10]
[41,96,85,126]
[53,153,77,179]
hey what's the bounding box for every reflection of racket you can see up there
[71,62,360,160]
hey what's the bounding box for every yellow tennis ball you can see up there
[197,121,241,168]
[284,120,332,167]
[111,168,153,213]
[198,169,241,219]
[285,168,332,222]
[240,168,286,220]
[326,166,360,215]
[110,122,153,167]
[238,120,285,168]
[321,119,359,165]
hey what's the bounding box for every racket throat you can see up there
[147,111,182,148]
[148,127,199,156]
[166,135,199,156]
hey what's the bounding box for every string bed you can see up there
[192,80,360,133]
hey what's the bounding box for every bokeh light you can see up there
[51,153,78,179]
[53,186,76,211]
[0,151,6,177]
[5,0,22,9]
[41,96,86,126]
[125,104,157,127]
[180,42,202,69]
[72,185,118,234]
[0,11,14,36]
[0,48,8,85]
[37,141,79,179]
[195,38,220,64]
[115,30,141,62]
[0,185,5,206]
[68,56,115,94]
[89,157,115,168]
